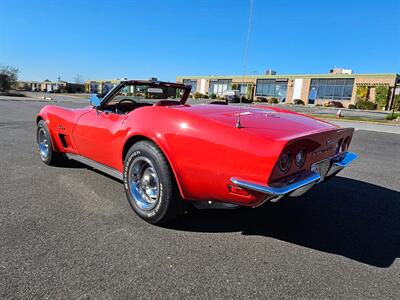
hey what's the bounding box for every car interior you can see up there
[102,85,185,114]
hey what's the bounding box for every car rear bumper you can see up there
[230,151,357,205]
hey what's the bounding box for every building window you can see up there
[239,84,248,96]
[209,79,232,95]
[183,79,197,93]
[255,79,288,101]
[310,78,354,101]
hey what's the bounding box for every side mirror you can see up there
[89,94,101,107]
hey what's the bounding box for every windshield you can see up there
[107,83,186,106]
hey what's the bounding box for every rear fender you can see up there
[121,131,186,200]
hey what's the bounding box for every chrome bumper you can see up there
[230,151,358,201]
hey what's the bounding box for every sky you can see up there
[0,0,399,82]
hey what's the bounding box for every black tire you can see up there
[36,119,63,165]
[123,141,185,224]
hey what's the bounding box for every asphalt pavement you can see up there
[1,99,400,299]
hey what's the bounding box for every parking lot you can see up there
[1,99,400,298]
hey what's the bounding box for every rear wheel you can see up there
[123,141,185,224]
[36,119,63,165]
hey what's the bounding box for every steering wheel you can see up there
[115,99,137,114]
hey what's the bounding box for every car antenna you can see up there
[236,0,254,129]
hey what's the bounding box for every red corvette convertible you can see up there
[36,79,357,224]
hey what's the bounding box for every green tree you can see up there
[375,86,389,109]
[356,86,369,101]
[0,65,19,90]
[394,94,400,111]
[246,84,254,101]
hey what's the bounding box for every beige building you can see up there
[84,79,123,94]
[177,69,400,109]
[16,80,84,93]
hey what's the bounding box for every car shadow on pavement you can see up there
[168,176,400,268]
[56,159,123,182]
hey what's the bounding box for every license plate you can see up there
[311,159,331,182]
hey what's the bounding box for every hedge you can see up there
[375,86,389,109]
[356,100,377,110]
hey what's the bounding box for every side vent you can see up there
[58,134,69,148]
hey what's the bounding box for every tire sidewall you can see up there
[37,120,53,164]
[123,143,172,224]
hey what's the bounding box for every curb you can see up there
[316,116,400,127]
[0,98,55,103]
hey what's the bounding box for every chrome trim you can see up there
[65,153,123,180]
[230,171,321,196]
[334,152,358,168]
[128,156,160,210]
[230,151,357,199]
[37,127,49,159]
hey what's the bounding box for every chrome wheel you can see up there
[128,157,160,210]
[37,127,49,159]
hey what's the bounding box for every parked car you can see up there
[36,80,357,224]
[224,90,241,103]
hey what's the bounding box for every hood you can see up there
[173,104,338,141]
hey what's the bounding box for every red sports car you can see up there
[36,79,357,224]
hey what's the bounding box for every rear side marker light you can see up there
[228,184,250,196]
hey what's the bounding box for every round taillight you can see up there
[279,153,291,173]
[295,150,305,168]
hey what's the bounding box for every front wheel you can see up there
[36,119,63,165]
[123,141,185,224]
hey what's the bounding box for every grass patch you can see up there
[385,112,400,121]
[309,114,394,124]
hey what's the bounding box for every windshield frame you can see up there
[97,80,191,110]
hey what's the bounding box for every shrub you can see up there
[240,96,249,103]
[356,100,377,110]
[393,95,400,111]
[210,93,217,99]
[293,99,305,105]
[356,86,369,101]
[201,93,209,99]
[375,86,389,109]
[348,104,356,109]
[325,101,344,108]
[268,97,279,104]
[386,112,400,120]
[0,91,25,97]
[315,104,323,107]
[255,97,268,102]
[193,92,202,99]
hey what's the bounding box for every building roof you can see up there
[177,73,399,80]
[84,79,123,84]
